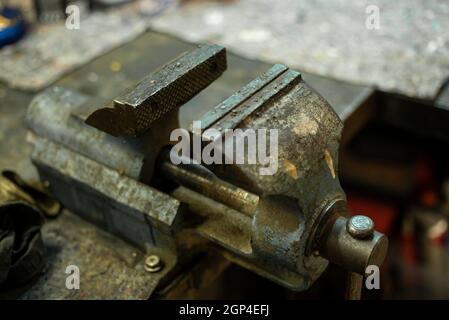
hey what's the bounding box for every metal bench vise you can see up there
[26,44,387,295]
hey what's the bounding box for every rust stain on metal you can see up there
[324,149,336,179]
[283,159,298,180]
[292,114,318,136]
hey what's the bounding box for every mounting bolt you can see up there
[346,215,374,239]
[144,255,163,273]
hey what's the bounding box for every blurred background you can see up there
[1,0,449,299]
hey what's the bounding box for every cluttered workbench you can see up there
[0,29,375,299]
[1,0,449,300]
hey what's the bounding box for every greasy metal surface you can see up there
[155,59,352,289]
[39,52,355,290]
[26,86,145,179]
[199,64,288,130]
[161,152,259,216]
[151,0,449,99]
[172,186,253,256]
[31,137,181,247]
[86,44,227,136]
[320,216,388,274]
[214,78,343,198]
[202,73,347,288]
[21,210,171,300]
[205,68,301,139]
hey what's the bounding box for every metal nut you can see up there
[346,215,374,239]
[144,255,163,273]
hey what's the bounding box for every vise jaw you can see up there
[26,44,387,293]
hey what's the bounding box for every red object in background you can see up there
[415,156,434,188]
[347,193,398,236]
[400,234,417,264]
[421,190,438,207]
[415,156,439,207]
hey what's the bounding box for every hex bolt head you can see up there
[346,215,374,239]
[144,255,163,273]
